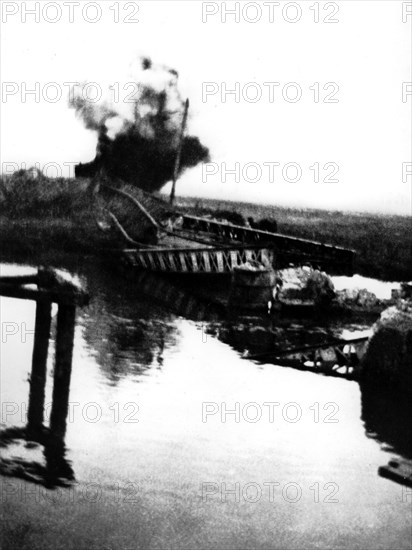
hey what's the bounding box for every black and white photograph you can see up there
[0,1,411,549]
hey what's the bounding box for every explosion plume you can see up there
[71,57,209,192]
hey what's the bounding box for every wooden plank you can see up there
[168,252,177,272]
[203,251,211,273]
[27,300,52,435]
[179,252,188,272]
[50,305,76,441]
[147,252,156,270]
[158,252,167,271]
[0,275,38,285]
[230,250,238,268]
[378,459,412,488]
[0,284,88,306]
[191,252,198,272]
[216,252,224,272]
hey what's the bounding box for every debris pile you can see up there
[335,288,380,309]
[361,300,412,393]
[277,267,335,306]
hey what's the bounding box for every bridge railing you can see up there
[180,214,355,275]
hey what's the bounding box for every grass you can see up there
[0,170,114,257]
[1,170,411,281]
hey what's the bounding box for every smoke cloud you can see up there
[70,56,209,192]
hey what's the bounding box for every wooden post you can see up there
[49,304,76,441]
[27,299,52,436]
[170,98,189,205]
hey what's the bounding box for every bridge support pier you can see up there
[27,300,53,437]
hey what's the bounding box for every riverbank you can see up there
[1,173,411,281]
[0,217,115,259]
[0,173,115,258]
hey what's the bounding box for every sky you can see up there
[0,0,411,215]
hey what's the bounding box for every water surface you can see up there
[1,258,411,550]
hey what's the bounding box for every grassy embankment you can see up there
[0,172,411,281]
[0,172,112,257]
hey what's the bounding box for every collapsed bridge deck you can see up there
[94,181,355,276]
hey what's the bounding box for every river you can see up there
[1,256,411,550]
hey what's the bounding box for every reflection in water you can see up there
[1,255,410,513]
[361,383,412,460]
[84,313,177,380]
[0,427,74,488]
[80,266,182,382]
[0,340,75,489]
[83,263,412,465]
[207,319,345,357]
[84,261,371,374]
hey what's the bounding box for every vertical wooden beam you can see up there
[49,305,76,441]
[27,299,52,436]
[170,98,189,205]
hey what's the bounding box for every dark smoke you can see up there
[71,57,209,192]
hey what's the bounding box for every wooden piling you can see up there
[170,98,189,205]
[49,305,76,441]
[27,299,52,436]
[1,267,88,448]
